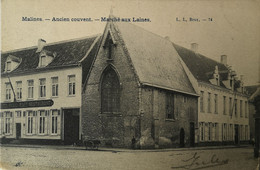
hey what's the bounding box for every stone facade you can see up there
[82,22,198,148]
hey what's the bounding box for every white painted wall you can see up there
[0,67,82,139]
[198,82,250,142]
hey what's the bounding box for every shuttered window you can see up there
[27,111,33,134]
[5,112,12,134]
[166,93,174,119]
[51,110,60,134]
[39,110,46,134]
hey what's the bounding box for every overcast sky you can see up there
[1,0,260,85]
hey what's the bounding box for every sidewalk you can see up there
[0,143,252,152]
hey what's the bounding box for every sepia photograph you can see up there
[1,0,260,169]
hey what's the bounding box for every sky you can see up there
[1,0,260,85]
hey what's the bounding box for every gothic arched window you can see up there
[101,67,120,113]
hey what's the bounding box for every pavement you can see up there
[0,144,259,170]
[0,143,253,152]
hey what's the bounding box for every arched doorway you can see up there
[180,128,185,147]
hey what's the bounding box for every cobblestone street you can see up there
[0,145,259,170]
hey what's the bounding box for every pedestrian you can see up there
[131,136,136,149]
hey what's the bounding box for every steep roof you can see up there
[245,85,260,96]
[173,43,229,85]
[1,35,100,76]
[114,22,196,95]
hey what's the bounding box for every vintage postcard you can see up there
[1,0,260,169]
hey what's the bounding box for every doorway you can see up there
[190,122,195,147]
[180,128,185,147]
[63,109,80,145]
[235,124,239,144]
[16,123,21,139]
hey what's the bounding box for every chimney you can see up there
[164,36,170,41]
[191,43,198,53]
[240,75,244,82]
[221,55,227,65]
[36,39,46,53]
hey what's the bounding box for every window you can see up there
[245,125,248,140]
[183,96,187,103]
[6,61,11,71]
[205,123,209,141]
[28,80,34,99]
[234,99,237,117]
[214,123,218,141]
[229,124,233,141]
[68,75,76,96]
[16,111,21,117]
[39,111,46,134]
[245,101,248,118]
[240,100,243,117]
[166,93,175,119]
[200,91,204,112]
[40,56,46,67]
[39,79,46,98]
[51,77,58,97]
[16,81,22,100]
[101,68,120,113]
[0,112,3,135]
[223,96,226,115]
[208,92,211,113]
[208,123,211,141]
[5,112,12,134]
[200,122,204,141]
[229,97,232,116]
[108,40,113,59]
[214,94,218,114]
[51,110,59,134]
[27,111,33,134]
[5,83,12,101]
[222,123,227,141]
[240,125,243,140]
[212,123,215,141]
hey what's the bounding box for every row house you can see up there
[0,35,101,145]
[174,43,250,145]
[1,15,249,148]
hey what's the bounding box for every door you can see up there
[190,122,195,147]
[64,109,79,145]
[180,128,185,147]
[235,124,239,144]
[16,123,21,139]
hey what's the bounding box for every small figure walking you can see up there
[131,136,136,149]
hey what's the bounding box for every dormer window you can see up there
[40,56,46,67]
[6,61,11,72]
[209,65,220,86]
[37,50,55,68]
[215,74,219,86]
[5,55,22,72]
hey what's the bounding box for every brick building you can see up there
[0,35,100,145]
[1,16,249,148]
[82,19,198,148]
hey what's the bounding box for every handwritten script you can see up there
[172,152,229,169]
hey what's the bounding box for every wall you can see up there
[0,67,82,140]
[198,82,250,144]
[82,23,140,148]
[140,87,198,148]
